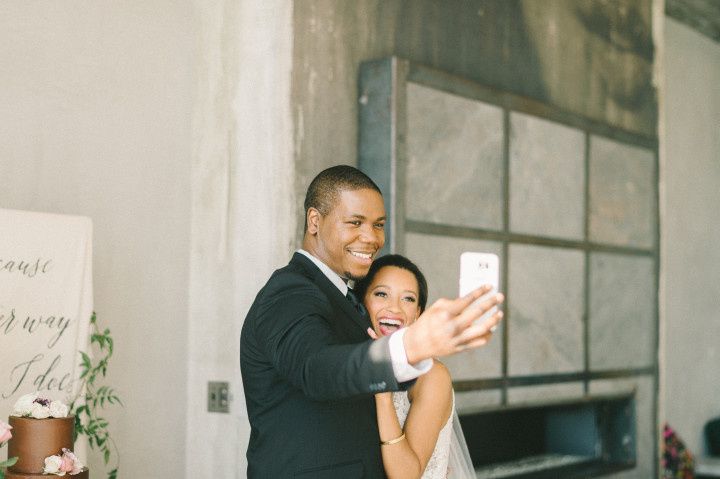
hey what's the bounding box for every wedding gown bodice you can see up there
[392,390,453,479]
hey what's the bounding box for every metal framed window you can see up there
[359,56,659,477]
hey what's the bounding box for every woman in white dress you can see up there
[355,254,477,479]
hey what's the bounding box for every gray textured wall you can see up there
[291,0,656,240]
[663,17,720,455]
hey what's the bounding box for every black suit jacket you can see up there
[241,253,403,478]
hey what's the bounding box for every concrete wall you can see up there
[0,1,296,476]
[292,0,657,240]
[0,0,683,476]
[186,1,295,477]
[0,1,195,477]
[662,17,720,455]
[291,0,395,241]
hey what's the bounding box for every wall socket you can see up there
[207,381,230,413]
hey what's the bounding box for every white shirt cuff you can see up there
[389,328,433,382]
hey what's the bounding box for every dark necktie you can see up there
[346,288,367,317]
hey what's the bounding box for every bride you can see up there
[355,254,478,479]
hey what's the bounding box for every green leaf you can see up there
[80,352,91,369]
[104,448,110,464]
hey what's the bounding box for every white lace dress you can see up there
[392,390,453,479]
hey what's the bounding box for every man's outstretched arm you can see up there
[253,285,503,401]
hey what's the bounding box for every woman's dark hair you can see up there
[354,254,429,313]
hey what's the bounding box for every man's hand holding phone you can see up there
[403,252,504,363]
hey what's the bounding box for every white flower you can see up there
[30,402,51,419]
[72,459,85,474]
[49,400,69,418]
[43,454,65,475]
[13,393,37,416]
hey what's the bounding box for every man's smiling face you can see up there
[305,188,386,281]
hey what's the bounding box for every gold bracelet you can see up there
[380,432,406,446]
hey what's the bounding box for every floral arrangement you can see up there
[43,448,85,476]
[0,420,18,479]
[12,393,70,419]
[661,423,695,478]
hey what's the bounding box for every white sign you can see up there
[0,208,92,417]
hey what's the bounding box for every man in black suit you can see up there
[241,165,503,478]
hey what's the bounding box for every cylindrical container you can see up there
[5,415,88,478]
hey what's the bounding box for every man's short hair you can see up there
[303,165,382,230]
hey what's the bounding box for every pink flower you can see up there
[61,448,84,475]
[60,454,74,473]
[0,420,12,443]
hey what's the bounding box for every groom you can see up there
[240,165,503,478]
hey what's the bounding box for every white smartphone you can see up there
[459,252,500,321]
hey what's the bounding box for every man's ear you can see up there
[306,207,321,235]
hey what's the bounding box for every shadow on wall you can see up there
[392,0,655,135]
[393,0,549,103]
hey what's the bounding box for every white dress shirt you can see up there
[297,249,432,382]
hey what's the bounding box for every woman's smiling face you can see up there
[363,266,421,337]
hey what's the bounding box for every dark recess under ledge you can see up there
[458,393,636,478]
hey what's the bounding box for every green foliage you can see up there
[0,456,18,479]
[70,312,122,479]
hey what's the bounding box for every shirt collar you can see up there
[297,249,350,295]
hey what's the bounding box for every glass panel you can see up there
[406,82,504,230]
[509,112,585,239]
[508,244,585,375]
[455,389,503,413]
[508,382,585,404]
[589,136,656,248]
[589,253,656,370]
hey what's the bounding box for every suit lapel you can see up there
[290,253,371,333]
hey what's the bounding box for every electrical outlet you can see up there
[208,381,230,413]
